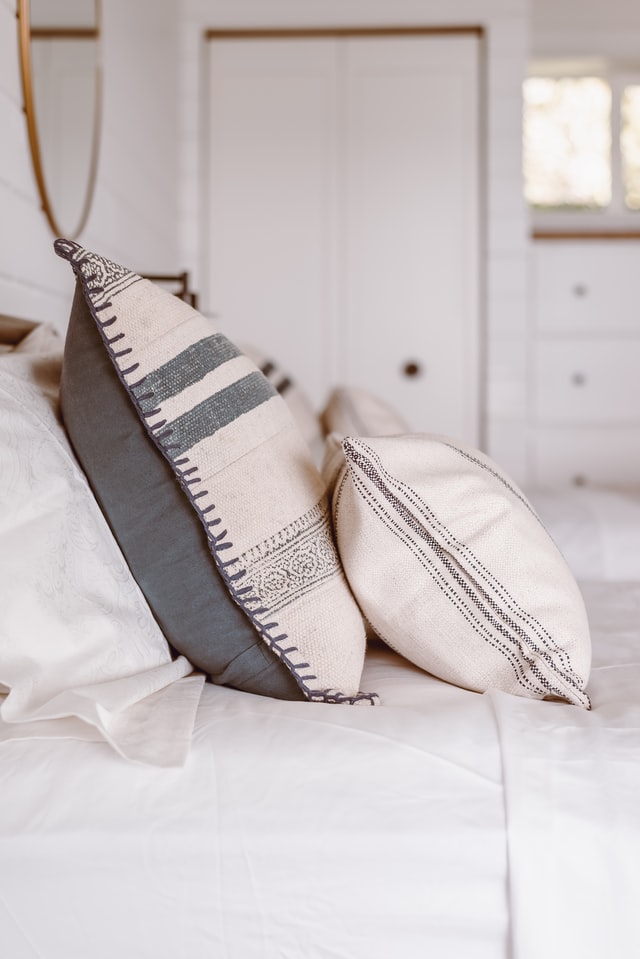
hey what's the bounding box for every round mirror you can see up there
[17,0,102,239]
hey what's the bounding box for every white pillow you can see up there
[320,385,409,439]
[0,325,204,766]
[325,433,592,708]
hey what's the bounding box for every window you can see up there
[523,77,611,209]
[622,85,640,210]
[523,62,640,219]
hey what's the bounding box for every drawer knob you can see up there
[571,372,587,386]
[573,475,587,487]
[402,360,423,379]
[573,283,588,298]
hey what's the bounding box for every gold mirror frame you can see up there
[17,0,102,239]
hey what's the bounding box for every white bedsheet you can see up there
[528,486,640,581]
[491,580,640,959]
[0,648,507,959]
[2,581,639,958]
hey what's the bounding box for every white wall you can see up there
[531,0,640,60]
[1,0,531,482]
[178,0,531,481]
[0,0,183,334]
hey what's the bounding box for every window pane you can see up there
[622,86,640,210]
[523,77,611,209]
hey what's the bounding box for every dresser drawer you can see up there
[532,241,640,334]
[534,339,640,424]
[531,427,640,488]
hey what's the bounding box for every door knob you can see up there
[402,360,423,378]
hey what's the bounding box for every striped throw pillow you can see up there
[325,433,592,708]
[55,239,374,705]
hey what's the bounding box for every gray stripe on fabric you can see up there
[140,335,242,408]
[343,438,584,703]
[166,371,277,454]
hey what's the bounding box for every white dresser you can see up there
[530,239,640,487]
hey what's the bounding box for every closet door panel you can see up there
[206,33,481,436]
[206,40,338,405]
[342,36,480,443]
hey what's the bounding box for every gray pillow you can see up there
[55,238,371,705]
[61,281,304,700]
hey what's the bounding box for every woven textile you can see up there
[240,342,324,467]
[60,284,303,700]
[326,433,591,707]
[55,239,372,705]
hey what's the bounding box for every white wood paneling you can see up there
[83,0,182,272]
[532,0,640,59]
[1,0,183,334]
[0,93,35,204]
[182,0,530,479]
[0,4,20,103]
[0,2,69,330]
[2,0,530,477]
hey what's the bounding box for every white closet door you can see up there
[342,36,480,442]
[205,33,481,439]
[206,39,339,405]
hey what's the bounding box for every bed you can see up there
[1,242,640,959]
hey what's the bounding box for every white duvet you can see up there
[491,580,640,959]
[1,581,640,958]
[0,649,507,959]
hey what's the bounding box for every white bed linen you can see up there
[0,324,204,767]
[491,581,640,959]
[3,569,639,957]
[528,487,640,581]
[0,647,508,959]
